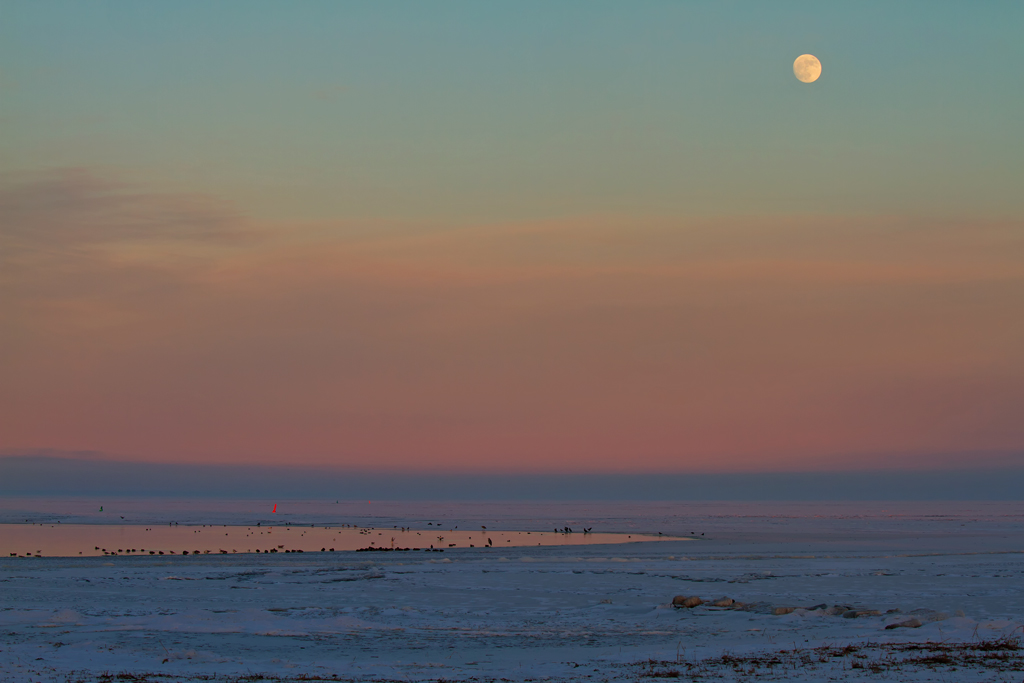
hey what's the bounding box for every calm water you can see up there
[1,523,684,558]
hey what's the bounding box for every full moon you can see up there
[793,54,822,83]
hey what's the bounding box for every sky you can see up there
[1,2,1023,475]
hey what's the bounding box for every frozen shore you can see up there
[1,501,1021,681]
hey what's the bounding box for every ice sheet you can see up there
[1,501,1022,681]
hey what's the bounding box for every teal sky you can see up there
[2,2,1023,473]
[3,1,1022,222]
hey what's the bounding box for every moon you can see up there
[793,54,822,83]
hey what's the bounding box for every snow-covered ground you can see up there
[1,501,1022,681]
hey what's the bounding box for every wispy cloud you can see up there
[0,168,258,325]
[0,168,250,249]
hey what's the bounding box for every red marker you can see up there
[272,504,277,513]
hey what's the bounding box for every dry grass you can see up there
[635,636,1023,680]
[46,637,1024,682]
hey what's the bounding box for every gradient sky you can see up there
[2,2,1023,473]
